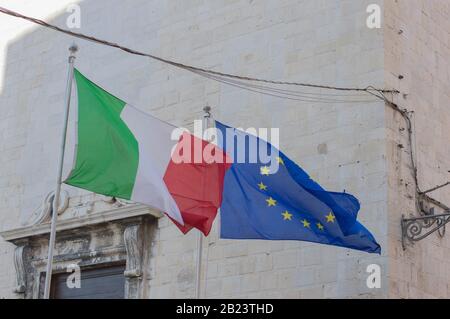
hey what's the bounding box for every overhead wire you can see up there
[192,70,378,103]
[0,6,398,96]
[1,6,448,214]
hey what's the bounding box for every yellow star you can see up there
[266,197,277,207]
[258,182,268,191]
[325,212,336,223]
[260,166,270,176]
[282,211,293,221]
[276,156,284,165]
[301,219,311,228]
[316,222,324,231]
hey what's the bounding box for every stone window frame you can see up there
[1,203,161,299]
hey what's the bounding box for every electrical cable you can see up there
[0,6,398,95]
[1,6,448,215]
[192,70,378,103]
[365,87,450,213]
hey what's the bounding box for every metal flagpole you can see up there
[195,230,203,299]
[43,44,78,299]
[195,105,212,299]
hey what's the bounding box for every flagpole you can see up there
[43,44,78,299]
[195,230,203,299]
[194,105,212,299]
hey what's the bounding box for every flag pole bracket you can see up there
[401,211,450,250]
[401,190,450,250]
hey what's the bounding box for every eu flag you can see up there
[216,121,380,254]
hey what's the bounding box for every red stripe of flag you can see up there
[163,132,232,235]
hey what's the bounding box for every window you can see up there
[50,264,126,299]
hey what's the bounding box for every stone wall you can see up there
[384,0,450,298]
[0,0,391,298]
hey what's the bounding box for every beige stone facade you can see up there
[384,0,450,298]
[0,0,448,298]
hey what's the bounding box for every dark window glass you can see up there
[50,264,125,299]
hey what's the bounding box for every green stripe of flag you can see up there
[65,69,139,199]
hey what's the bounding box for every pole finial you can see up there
[69,43,78,54]
[68,43,78,62]
[203,104,211,118]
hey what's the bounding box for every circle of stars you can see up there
[258,163,335,234]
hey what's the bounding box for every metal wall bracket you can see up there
[401,212,450,250]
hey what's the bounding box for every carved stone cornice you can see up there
[0,204,163,243]
[27,190,70,225]
[0,189,160,299]
[2,215,155,299]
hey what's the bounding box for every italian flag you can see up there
[64,69,231,235]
